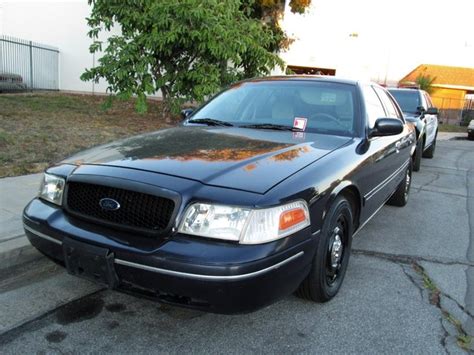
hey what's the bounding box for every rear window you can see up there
[193,81,358,136]
[388,90,420,114]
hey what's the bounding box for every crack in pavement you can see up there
[443,292,474,320]
[355,249,474,352]
[354,248,474,326]
[399,263,424,300]
[422,165,469,172]
[353,249,474,267]
[411,187,472,200]
[413,172,441,194]
[397,263,450,354]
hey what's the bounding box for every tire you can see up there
[422,134,437,158]
[412,138,423,172]
[387,163,412,207]
[296,196,353,302]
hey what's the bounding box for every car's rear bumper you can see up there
[24,198,319,314]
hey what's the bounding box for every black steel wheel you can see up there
[296,196,353,302]
[423,134,437,158]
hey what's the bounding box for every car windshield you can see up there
[190,81,357,136]
[389,90,420,114]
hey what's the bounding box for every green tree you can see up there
[81,0,285,119]
[415,74,437,94]
[243,0,311,51]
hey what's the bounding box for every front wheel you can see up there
[413,138,423,172]
[422,134,437,158]
[296,196,353,302]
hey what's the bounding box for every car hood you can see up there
[62,126,351,194]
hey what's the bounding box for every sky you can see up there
[1,0,472,88]
[280,0,474,84]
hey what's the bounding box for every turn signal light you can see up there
[279,208,307,231]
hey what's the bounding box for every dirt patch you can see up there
[0,92,175,177]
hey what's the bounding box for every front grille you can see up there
[66,182,175,233]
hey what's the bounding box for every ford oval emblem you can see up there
[99,198,121,211]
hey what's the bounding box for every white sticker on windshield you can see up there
[293,117,307,131]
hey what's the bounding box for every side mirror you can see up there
[181,108,194,120]
[370,118,404,138]
[416,106,426,115]
[426,107,438,115]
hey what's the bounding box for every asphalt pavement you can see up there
[0,135,472,354]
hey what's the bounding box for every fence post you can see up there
[29,40,33,91]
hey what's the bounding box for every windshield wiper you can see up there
[187,118,233,127]
[240,123,303,131]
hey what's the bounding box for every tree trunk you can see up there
[161,86,172,123]
[219,60,227,86]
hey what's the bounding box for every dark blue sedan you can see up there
[24,76,415,313]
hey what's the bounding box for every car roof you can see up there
[0,72,23,78]
[387,87,424,93]
[240,75,360,86]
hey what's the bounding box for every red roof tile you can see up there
[399,64,474,88]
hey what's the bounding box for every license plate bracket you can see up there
[63,237,118,288]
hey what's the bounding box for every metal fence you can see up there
[0,35,59,90]
[432,96,474,125]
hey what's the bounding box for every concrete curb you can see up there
[437,132,466,141]
[0,235,43,271]
[1,173,44,271]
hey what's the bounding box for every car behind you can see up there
[468,120,474,140]
[0,72,27,92]
[388,88,439,171]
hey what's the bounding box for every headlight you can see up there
[39,173,65,206]
[178,200,310,244]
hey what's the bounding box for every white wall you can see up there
[0,0,112,93]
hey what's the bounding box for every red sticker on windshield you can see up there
[293,117,307,131]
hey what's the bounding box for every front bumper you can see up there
[24,198,318,314]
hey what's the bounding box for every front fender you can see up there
[415,120,426,141]
[322,180,362,223]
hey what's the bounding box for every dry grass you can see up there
[438,123,467,133]
[0,92,174,177]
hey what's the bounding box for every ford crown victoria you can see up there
[24,77,415,313]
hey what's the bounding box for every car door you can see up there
[374,86,412,192]
[358,85,407,221]
[422,92,437,147]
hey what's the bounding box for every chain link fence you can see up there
[0,35,59,91]
[432,95,474,125]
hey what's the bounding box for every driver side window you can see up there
[362,85,385,129]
